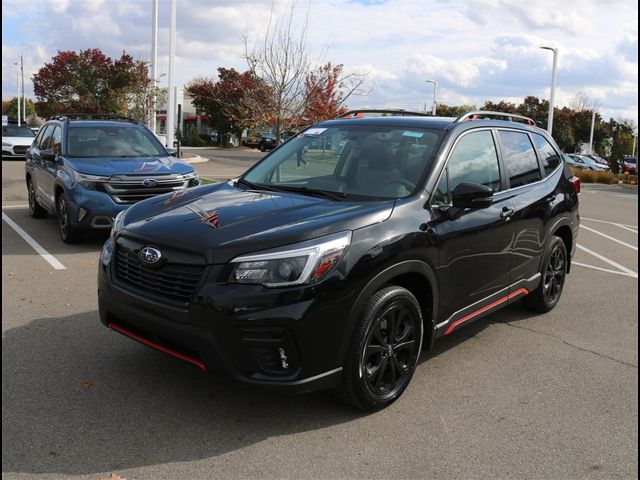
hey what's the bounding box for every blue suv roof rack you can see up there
[48,113,139,124]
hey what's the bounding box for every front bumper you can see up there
[97,245,350,393]
[65,187,128,231]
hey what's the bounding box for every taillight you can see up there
[570,176,581,194]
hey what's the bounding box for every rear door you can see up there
[495,129,561,287]
[431,129,516,332]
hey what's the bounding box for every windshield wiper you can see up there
[268,184,347,201]
[235,178,276,192]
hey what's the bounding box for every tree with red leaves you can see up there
[187,68,272,147]
[302,63,351,125]
[32,48,160,122]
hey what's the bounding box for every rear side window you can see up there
[37,125,54,149]
[432,130,501,205]
[50,126,62,155]
[498,130,541,188]
[532,133,560,176]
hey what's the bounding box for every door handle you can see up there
[500,207,515,219]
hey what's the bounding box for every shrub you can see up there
[570,168,618,184]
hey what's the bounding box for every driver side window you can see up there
[433,130,501,205]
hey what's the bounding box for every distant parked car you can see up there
[567,154,608,172]
[621,155,637,174]
[2,124,36,159]
[562,154,588,170]
[245,131,277,151]
[586,154,609,169]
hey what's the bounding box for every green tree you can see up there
[2,97,36,124]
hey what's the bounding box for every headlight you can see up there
[72,170,110,189]
[182,171,200,187]
[2,142,11,147]
[110,210,125,240]
[229,231,351,287]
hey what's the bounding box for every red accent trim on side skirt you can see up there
[107,322,207,372]
[444,288,529,335]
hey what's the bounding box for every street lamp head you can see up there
[540,46,558,53]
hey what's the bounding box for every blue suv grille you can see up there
[105,174,189,204]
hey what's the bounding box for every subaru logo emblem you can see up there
[142,178,158,187]
[139,246,162,265]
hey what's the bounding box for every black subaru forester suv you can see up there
[98,110,580,411]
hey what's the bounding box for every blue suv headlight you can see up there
[72,170,110,190]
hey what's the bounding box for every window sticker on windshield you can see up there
[303,128,327,136]
[402,131,424,138]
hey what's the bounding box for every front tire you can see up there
[523,236,567,313]
[57,194,83,244]
[27,179,47,218]
[338,286,423,411]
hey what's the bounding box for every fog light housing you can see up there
[78,208,87,222]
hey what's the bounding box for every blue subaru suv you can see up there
[25,115,199,243]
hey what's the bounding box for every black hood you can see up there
[119,182,394,264]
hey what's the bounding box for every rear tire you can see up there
[57,194,83,244]
[27,179,47,218]
[523,236,567,313]
[337,286,423,411]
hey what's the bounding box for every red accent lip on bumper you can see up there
[107,322,207,372]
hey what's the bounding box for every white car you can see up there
[2,124,36,159]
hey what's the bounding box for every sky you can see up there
[2,0,638,126]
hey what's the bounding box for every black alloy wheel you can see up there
[523,235,567,312]
[338,286,423,411]
[28,179,47,218]
[57,194,82,243]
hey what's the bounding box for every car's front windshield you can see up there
[242,124,442,199]
[67,125,167,158]
[625,157,637,165]
[2,126,36,138]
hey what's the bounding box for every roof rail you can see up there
[455,110,536,126]
[49,113,139,124]
[336,109,432,119]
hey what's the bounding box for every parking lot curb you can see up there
[181,155,209,164]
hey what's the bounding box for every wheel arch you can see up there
[551,223,573,273]
[341,260,439,363]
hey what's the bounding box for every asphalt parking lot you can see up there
[2,156,638,480]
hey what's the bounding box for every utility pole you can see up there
[425,80,437,115]
[166,0,176,148]
[14,64,21,126]
[540,46,558,135]
[21,55,25,124]
[588,109,596,154]
[150,0,158,134]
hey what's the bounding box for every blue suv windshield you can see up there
[243,125,442,199]
[67,125,167,158]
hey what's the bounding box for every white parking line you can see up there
[1,204,29,209]
[1,212,66,270]
[582,217,638,231]
[580,225,638,251]
[573,261,638,279]
[576,243,637,278]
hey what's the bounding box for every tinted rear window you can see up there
[532,133,561,176]
[498,130,541,188]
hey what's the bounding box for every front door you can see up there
[429,129,515,335]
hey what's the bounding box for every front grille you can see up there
[104,174,189,204]
[115,247,204,303]
[13,146,28,155]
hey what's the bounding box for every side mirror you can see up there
[166,148,178,157]
[40,148,56,161]
[452,182,494,209]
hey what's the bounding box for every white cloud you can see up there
[2,0,637,124]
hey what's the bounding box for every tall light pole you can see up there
[588,109,596,154]
[21,55,25,123]
[150,0,158,134]
[13,62,21,126]
[425,79,437,115]
[166,0,177,148]
[540,46,558,135]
